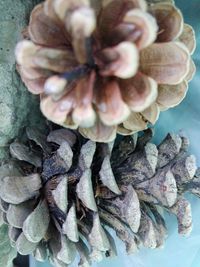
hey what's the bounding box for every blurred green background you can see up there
[30,0,200,266]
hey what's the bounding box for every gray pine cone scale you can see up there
[0,127,200,267]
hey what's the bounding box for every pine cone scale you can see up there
[149,3,184,42]
[1,128,200,266]
[15,0,196,142]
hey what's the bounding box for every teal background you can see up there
[30,0,200,266]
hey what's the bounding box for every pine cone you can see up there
[15,0,196,142]
[0,127,200,267]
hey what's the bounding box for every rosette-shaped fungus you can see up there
[15,0,196,142]
[1,128,200,267]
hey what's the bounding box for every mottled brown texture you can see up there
[0,127,200,266]
[15,0,195,142]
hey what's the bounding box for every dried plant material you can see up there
[99,155,121,194]
[122,112,148,133]
[136,169,177,207]
[34,242,48,262]
[141,103,160,124]
[99,208,138,255]
[63,204,79,242]
[16,233,38,255]
[99,42,139,78]
[172,155,197,185]
[57,236,76,264]
[149,3,183,42]
[47,128,77,147]
[42,147,73,180]
[0,127,200,267]
[89,214,110,252]
[76,240,91,267]
[102,186,141,233]
[147,0,174,3]
[0,174,41,205]
[103,228,117,258]
[0,200,9,213]
[22,200,50,243]
[179,24,196,54]
[157,133,182,168]
[26,127,51,154]
[184,169,200,197]
[99,143,121,195]
[57,142,73,170]
[79,119,117,142]
[138,213,157,248]
[148,205,167,248]
[10,142,42,167]
[52,176,68,213]
[185,59,196,82]
[15,0,196,142]
[157,82,188,111]
[140,42,190,85]
[6,200,35,229]
[76,169,98,212]
[8,227,21,244]
[89,248,104,263]
[169,198,192,235]
[78,140,96,170]
[119,73,158,113]
[122,187,141,233]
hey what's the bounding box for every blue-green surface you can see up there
[30,0,200,266]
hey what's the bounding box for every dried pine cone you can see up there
[15,0,196,142]
[0,127,200,267]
